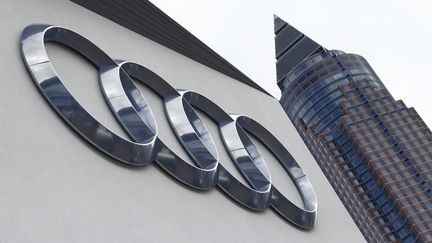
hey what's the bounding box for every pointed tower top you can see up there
[273,14,287,34]
[274,15,326,88]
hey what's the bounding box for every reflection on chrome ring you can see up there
[20,24,317,229]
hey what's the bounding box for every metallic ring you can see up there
[181,91,272,210]
[20,24,157,166]
[164,90,219,169]
[182,90,317,226]
[236,116,317,229]
[105,61,219,190]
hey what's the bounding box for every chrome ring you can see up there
[235,116,317,229]
[108,61,219,190]
[179,90,273,210]
[20,24,157,166]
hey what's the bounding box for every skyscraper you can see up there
[275,15,432,242]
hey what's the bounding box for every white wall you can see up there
[0,0,364,242]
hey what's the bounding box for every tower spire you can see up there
[274,16,325,89]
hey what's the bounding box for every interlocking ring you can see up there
[20,24,317,229]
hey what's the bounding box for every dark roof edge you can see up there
[70,0,272,96]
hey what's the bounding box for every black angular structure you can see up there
[274,15,325,92]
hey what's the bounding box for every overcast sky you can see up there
[152,0,432,127]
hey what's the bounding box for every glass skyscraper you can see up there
[275,15,432,242]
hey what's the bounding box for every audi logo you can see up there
[20,24,317,229]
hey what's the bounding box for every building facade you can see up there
[0,1,366,242]
[275,16,432,242]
